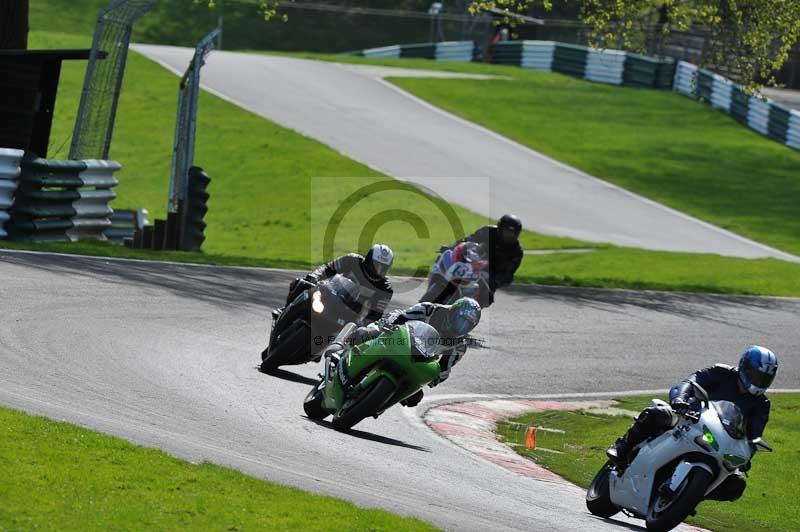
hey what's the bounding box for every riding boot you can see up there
[606,422,648,463]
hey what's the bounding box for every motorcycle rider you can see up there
[351,297,482,407]
[421,214,523,306]
[606,345,778,502]
[284,244,394,324]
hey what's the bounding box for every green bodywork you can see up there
[321,324,441,415]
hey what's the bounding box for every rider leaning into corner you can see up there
[351,297,482,407]
[421,214,524,306]
[606,345,778,502]
[285,244,395,324]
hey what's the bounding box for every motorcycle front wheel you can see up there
[645,468,712,532]
[331,377,395,431]
[586,461,619,518]
[260,322,309,374]
[303,381,328,420]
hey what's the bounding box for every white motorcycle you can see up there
[586,382,773,531]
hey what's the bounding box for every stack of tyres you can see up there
[696,70,714,102]
[7,158,118,242]
[622,53,660,88]
[520,41,555,72]
[0,148,23,239]
[491,41,523,66]
[584,48,625,85]
[552,43,588,77]
[767,105,792,144]
[729,86,750,123]
[400,43,436,59]
[747,96,771,136]
[654,58,676,89]
[361,45,401,59]
[787,110,800,150]
[435,41,474,62]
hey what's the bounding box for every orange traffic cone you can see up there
[525,427,536,449]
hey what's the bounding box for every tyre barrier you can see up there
[673,60,800,152]
[358,41,474,62]
[0,148,24,239]
[358,40,674,89]
[8,158,119,242]
[105,208,149,242]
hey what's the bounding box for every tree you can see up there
[0,0,29,49]
[469,0,800,90]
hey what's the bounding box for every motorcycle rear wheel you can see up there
[332,377,395,431]
[645,468,712,532]
[586,461,619,518]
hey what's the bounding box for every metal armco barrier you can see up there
[8,158,119,242]
[0,148,23,239]
[673,60,800,152]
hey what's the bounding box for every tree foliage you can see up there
[470,0,800,89]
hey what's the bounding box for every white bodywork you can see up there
[608,399,752,517]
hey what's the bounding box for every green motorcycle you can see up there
[303,320,441,431]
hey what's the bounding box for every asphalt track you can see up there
[2,251,798,530]
[131,44,798,262]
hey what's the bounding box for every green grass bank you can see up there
[0,406,436,531]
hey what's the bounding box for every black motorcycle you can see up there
[260,274,362,373]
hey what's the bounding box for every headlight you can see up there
[311,290,325,314]
[701,425,719,451]
[723,454,748,470]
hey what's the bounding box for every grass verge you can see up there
[497,394,800,531]
[10,30,800,297]
[0,406,436,531]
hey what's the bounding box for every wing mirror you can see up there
[689,381,710,408]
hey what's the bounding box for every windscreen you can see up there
[406,320,440,360]
[713,400,746,440]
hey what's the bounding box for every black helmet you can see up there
[364,243,394,281]
[443,297,482,337]
[497,214,522,245]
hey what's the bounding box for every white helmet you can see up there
[365,243,394,279]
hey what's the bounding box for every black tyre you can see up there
[646,468,712,532]
[586,461,619,518]
[260,324,308,374]
[331,377,395,431]
[303,381,328,420]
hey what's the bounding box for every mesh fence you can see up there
[169,25,221,215]
[69,0,153,160]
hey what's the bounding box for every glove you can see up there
[671,398,696,416]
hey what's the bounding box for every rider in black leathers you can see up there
[420,214,523,306]
[286,244,394,324]
[606,346,778,502]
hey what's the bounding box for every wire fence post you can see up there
[167,22,222,248]
[69,0,153,160]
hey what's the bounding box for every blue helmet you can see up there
[446,297,482,337]
[738,345,778,395]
